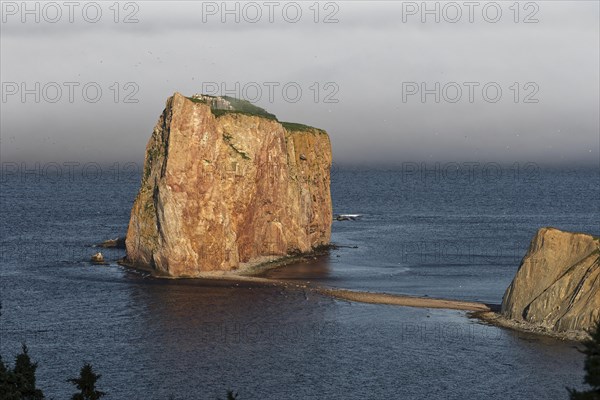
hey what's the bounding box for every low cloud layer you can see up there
[1,1,598,166]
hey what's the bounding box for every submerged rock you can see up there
[335,214,362,221]
[501,227,600,335]
[98,237,126,249]
[125,93,332,277]
[91,252,105,264]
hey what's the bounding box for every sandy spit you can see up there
[315,288,491,312]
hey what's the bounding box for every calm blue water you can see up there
[1,165,598,399]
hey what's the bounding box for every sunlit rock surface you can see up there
[501,227,600,334]
[125,93,332,277]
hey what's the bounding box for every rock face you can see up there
[125,93,332,277]
[501,227,600,334]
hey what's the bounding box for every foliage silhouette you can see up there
[569,320,600,399]
[67,363,106,400]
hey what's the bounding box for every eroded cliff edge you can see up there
[124,93,332,277]
[496,227,600,339]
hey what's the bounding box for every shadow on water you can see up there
[119,270,338,398]
[260,254,333,280]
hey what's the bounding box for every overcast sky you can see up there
[1,1,598,166]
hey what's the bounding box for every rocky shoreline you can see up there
[473,311,591,342]
[117,244,334,279]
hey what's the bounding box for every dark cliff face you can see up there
[125,93,332,277]
[501,227,600,333]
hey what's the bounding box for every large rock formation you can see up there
[501,227,600,334]
[125,93,332,277]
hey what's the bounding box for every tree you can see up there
[0,304,44,399]
[219,390,239,400]
[13,344,44,400]
[569,320,600,399]
[0,344,45,400]
[0,301,17,399]
[0,354,18,400]
[67,363,106,400]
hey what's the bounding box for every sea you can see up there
[1,164,599,400]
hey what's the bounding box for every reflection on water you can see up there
[111,275,339,399]
[261,254,333,280]
[131,276,331,346]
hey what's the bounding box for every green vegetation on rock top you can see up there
[212,108,278,121]
[185,94,325,133]
[186,95,277,120]
[186,96,210,104]
[221,96,277,120]
[281,121,326,134]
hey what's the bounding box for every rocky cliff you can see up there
[501,227,600,334]
[125,93,332,277]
